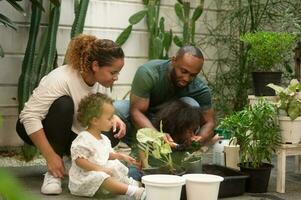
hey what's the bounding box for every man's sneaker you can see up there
[41,172,62,194]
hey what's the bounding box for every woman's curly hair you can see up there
[77,93,114,127]
[65,34,124,73]
[155,100,205,144]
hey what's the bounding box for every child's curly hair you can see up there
[155,100,205,144]
[77,93,114,127]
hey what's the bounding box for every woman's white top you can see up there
[68,131,131,197]
[19,65,109,135]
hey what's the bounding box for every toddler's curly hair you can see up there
[77,93,114,127]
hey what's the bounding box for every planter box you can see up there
[202,164,249,198]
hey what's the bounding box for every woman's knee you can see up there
[49,96,74,116]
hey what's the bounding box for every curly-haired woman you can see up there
[16,34,126,195]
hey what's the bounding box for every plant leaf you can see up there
[173,35,183,47]
[29,0,45,12]
[6,0,26,16]
[191,5,203,21]
[129,10,147,25]
[115,25,132,46]
[0,13,17,30]
[174,3,184,22]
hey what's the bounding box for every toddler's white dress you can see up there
[68,131,132,197]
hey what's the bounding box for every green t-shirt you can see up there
[131,59,212,112]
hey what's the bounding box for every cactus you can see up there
[116,0,172,59]
[18,1,42,112]
[173,0,204,47]
[70,0,89,38]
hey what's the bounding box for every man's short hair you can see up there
[176,45,204,59]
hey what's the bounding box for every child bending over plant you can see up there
[68,93,145,199]
[154,100,206,149]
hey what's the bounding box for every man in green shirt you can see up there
[116,46,215,148]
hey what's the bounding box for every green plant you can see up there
[268,79,301,120]
[0,0,25,57]
[136,126,174,171]
[116,0,172,59]
[173,0,204,47]
[18,0,61,112]
[202,0,297,116]
[219,99,281,168]
[0,169,35,200]
[240,31,295,71]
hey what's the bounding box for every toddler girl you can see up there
[68,93,145,199]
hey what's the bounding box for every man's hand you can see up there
[46,153,65,178]
[112,115,126,139]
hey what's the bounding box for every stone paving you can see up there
[1,153,301,200]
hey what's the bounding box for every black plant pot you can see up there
[252,71,282,96]
[239,163,273,193]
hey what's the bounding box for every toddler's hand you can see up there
[122,154,137,165]
[102,168,113,176]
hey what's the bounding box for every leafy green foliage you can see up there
[115,25,133,46]
[219,100,281,168]
[129,10,147,25]
[241,31,296,71]
[268,79,301,120]
[137,127,173,170]
[202,0,297,117]
[0,169,36,200]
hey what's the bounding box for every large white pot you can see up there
[278,116,301,144]
[142,174,185,200]
[183,174,224,200]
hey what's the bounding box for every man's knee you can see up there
[114,100,130,120]
[180,97,200,107]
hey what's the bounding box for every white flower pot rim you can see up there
[142,174,185,187]
[183,174,224,183]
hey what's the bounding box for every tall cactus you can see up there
[18,1,42,112]
[18,1,61,161]
[173,0,204,47]
[70,0,89,38]
[116,0,172,59]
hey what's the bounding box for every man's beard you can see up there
[170,68,185,88]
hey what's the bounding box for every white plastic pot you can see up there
[278,116,301,144]
[183,174,224,200]
[142,174,185,200]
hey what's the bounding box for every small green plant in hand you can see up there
[136,121,173,171]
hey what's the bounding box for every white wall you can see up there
[0,0,219,146]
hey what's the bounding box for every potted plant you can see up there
[268,79,301,143]
[240,31,295,96]
[219,100,281,193]
[136,122,203,175]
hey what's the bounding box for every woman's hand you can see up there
[46,153,65,178]
[112,115,126,139]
